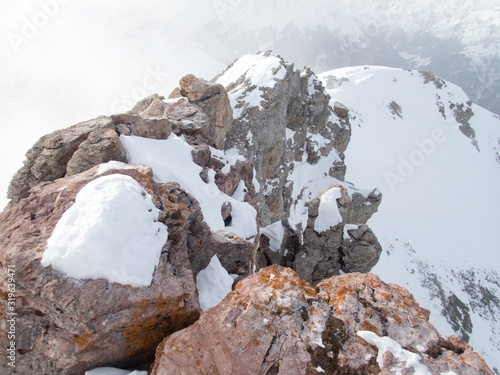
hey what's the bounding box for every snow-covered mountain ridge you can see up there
[319,64,500,372]
[191,0,500,116]
[0,52,496,374]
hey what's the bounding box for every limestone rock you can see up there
[341,224,382,273]
[66,128,127,176]
[7,116,114,203]
[218,54,344,227]
[0,165,202,374]
[215,52,379,280]
[333,101,349,118]
[130,93,168,117]
[151,266,493,375]
[166,97,210,145]
[346,188,382,224]
[294,186,383,284]
[178,74,233,149]
[112,113,171,139]
[7,110,172,204]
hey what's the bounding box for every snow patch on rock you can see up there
[121,134,257,239]
[41,174,168,287]
[315,187,343,232]
[357,331,432,375]
[196,255,234,311]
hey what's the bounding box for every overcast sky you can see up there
[0,0,236,208]
[0,0,498,209]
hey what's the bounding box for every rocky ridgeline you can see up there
[0,52,493,374]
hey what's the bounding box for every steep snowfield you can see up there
[319,66,500,371]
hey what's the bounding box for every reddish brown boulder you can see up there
[151,266,493,375]
[0,164,202,374]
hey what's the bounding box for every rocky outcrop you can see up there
[7,110,172,205]
[214,52,382,282]
[170,74,233,149]
[216,53,350,227]
[452,101,480,151]
[7,116,114,203]
[294,185,382,284]
[151,266,493,374]
[66,127,127,176]
[1,52,396,372]
[0,164,207,374]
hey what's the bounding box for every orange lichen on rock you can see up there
[360,320,381,336]
[72,333,94,349]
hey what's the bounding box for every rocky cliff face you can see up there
[0,53,493,374]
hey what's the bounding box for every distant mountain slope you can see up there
[318,66,500,372]
[191,0,500,115]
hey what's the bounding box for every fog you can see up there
[0,0,229,208]
[1,0,498,208]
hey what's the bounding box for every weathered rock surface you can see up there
[7,116,114,203]
[176,74,233,149]
[0,165,206,374]
[217,53,349,227]
[1,52,397,372]
[151,266,493,375]
[66,127,127,176]
[214,52,383,281]
[7,111,172,204]
[293,185,382,284]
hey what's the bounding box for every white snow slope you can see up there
[319,66,500,371]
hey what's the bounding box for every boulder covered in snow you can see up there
[151,266,493,374]
[0,164,203,374]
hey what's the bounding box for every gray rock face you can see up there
[217,55,349,227]
[178,74,233,149]
[215,52,381,282]
[347,189,382,224]
[341,224,382,273]
[333,101,349,118]
[294,186,383,284]
[452,102,479,150]
[66,127,127,176]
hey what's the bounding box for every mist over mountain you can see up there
[191,0,500,115]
